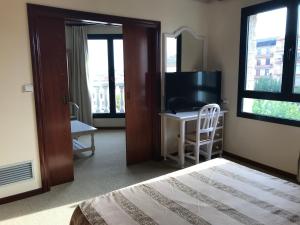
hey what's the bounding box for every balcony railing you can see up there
[91,82,125,114]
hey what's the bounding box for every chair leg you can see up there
[194,144,200,164]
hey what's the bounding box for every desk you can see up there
[71,120,97,155]
[160,110,227,167]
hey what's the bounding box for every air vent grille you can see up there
[0,162,33,186]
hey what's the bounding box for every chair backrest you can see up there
[70,102,79,120]
[196,104,220,143]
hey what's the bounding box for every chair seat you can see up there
[185,133,211,143]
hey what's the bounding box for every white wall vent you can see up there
[0,161,33,186]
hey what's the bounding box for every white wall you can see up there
[207,0,300,175]
[181,32,204,72]
[0,0,209,198]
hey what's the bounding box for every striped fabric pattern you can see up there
[79,158,300,225]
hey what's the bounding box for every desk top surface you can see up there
[71,120,97,134]
[160,110,228,121]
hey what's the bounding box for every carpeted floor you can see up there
[0,130,178,225]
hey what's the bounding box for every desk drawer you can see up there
[217,116,223,127]
[214,129,223,140]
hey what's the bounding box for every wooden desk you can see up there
[160,110,227,167]
[71,120,97,155]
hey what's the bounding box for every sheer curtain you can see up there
[67,26,92,124]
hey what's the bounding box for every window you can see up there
[256,69,260,76]
[165,37,177,72]
[165,35,182,72]
[238,0,300,126]
[266,47,271,56]
[87,34,125,118]
[257,59,261,66]
[113,39,125,114]
[265,69,270,76]
[257,48,262,56]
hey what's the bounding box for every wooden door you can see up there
[35,16,74,186]
[123,24,154,164]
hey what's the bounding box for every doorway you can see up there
[65,22,127,182]
[27,4,161,191]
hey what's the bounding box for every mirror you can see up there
[164,26,207,73]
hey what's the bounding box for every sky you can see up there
[253,7,288,39]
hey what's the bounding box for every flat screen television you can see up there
[165,71,221,113]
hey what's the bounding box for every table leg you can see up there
[91,133,95,155]
[178,120,185,168]
[162,116,167,160]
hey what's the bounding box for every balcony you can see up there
[91,81,125,115]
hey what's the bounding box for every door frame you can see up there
[27,4,161,192]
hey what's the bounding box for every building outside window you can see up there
[87,34,125,118]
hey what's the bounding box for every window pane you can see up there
[245,8,287,92]
[243,98,300,121]
[113,39,125,113]
[294,5,300,93]
[166,37,177,72]
[87,40,110,114]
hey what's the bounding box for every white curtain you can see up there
[67,26,92,125]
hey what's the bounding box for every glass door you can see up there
[87,34,125,118]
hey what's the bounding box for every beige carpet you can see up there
[0,130,177,225]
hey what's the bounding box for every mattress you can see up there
[70,158,300,225]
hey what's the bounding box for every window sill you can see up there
[237,111,300,127]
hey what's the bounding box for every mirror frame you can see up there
[161,26,208,112]
[162,26,208,74]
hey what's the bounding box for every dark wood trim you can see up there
[27,3,161,197]
[0,188,44,205]
[223,151,299,184]
[27,4,160,28]
[27,6,50,193]
[149,25,162,160]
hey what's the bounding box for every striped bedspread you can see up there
[75,158,300,225]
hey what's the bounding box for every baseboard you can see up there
[0,188,44,205]
[223,151,298,184]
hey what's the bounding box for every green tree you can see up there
[252,76,300,120]
[254,76,281,92]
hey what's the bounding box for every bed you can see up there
[70,158,300,225]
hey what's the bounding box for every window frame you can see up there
[87,34,125,119]
[237,0,300,127]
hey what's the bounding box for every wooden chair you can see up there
[184,104,220,164]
